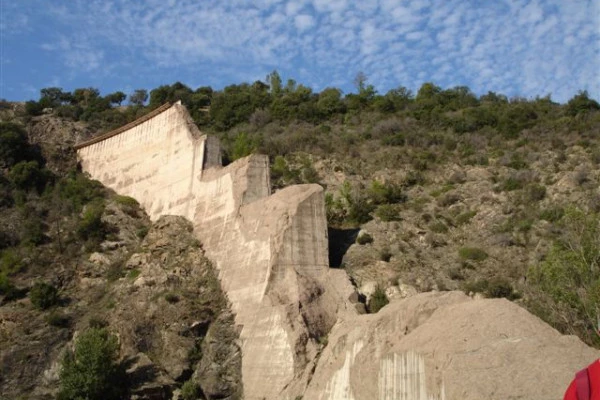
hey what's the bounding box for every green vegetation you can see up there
[58,328,127,400]
[29,282,59,310]
[463,278,519,300]
[528,208,600,345]
[7,74,600,353]
[356,232,374,245]
[368,284,389,313]
[458,247,488,262]
[181,379,202,400]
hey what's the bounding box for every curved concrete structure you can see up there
[76,102,337,399]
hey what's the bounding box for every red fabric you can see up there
[564,360,600,400]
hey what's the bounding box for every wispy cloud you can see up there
[4,0,600,102]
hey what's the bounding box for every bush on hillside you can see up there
[368,285,389,313]
[528,208,600,346]
[29,282,59,310]
[58,328,127,400]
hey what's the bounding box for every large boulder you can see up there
[305,291,599,400]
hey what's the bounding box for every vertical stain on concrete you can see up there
[324,340,364,400]
[378,351,445,400]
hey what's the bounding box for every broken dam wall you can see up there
[76,102,342,400]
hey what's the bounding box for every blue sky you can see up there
[1,0,599,103]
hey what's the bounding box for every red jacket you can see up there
[564,360,600,400]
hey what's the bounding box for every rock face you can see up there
[110,215,242,399]
[304,291,600,400]
[76,103,600,399]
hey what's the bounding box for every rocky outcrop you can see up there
[304,291,600,400]
[110,215,242,399]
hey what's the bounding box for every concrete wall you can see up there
[77,103,214,221]
[76,103,336,400]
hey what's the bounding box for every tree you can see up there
[0,122,31,168]
[317,87,345,117]
[107,91,126,106]
[58,328,127,400]
[40,87,72,107]
[129,89,148,106]
[72,88,101,108]
[266,70,283,98]
[566,90,600,116]
[354,71,368,93]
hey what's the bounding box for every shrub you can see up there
[356,232,373,245]
[164,292,180,303]
[0,274,18,299]
[528,208,600,345]
[437,192,461,207]
[404,170,425,187]
[430,221,449,233]
[0,122,36,168]
[8,160,51,194]
[458,247,488,262]
[368,180,406,205]
[368,285,389,313]
[30,282,59,310]
[136,226,149,239]
[486,278,519,299]
[455,210,477,225]
[462,278,518,300]
[375,204,403,222]
[114,195,140,217]
[58,328,127,400]
[77,201,108,242]
[57,172,105,211]
[500,176,524,192]
[539,206,565,222]
[0,249,24,275]
[181,379,202,400]
[525,183,546,202]
[47,312,71,328]
[230,132,256,161]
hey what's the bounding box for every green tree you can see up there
[58,328,127,400]
[107,91,126,106]
[266,70,283,98]
[72,88,101,108]
[230,132,256,161]
[40,87,72,107]
[9,160,51,194]
[566,90,600,116]
[317,88,345,117]
[129,89,148,106]
[0,122,32,168]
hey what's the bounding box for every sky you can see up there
[1,0,599,103]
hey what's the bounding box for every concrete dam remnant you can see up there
[77,102,600,399]
[76,102,348,399]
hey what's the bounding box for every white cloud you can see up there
[7,0,599,102]
[295,14,315,31]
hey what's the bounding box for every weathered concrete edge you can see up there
[74,102,173,150]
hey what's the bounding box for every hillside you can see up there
[1,80,600,398]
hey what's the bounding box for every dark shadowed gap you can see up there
[328,227,360,268]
